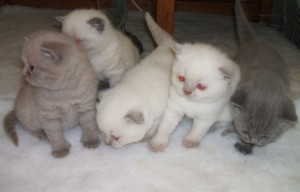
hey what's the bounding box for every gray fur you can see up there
[4,31,100,158]
[230,0,298,154]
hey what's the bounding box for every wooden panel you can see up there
[259,0,273,23]
[0,0,7,5]
[156,0,175,34]
[174,0,262,21]
[7,0,100,9]
[5,0,153,11]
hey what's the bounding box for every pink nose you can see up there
[184,90,192,95]
[111,135,120,141]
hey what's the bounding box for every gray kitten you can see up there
[229,0,298,154]
[3,31,100,158]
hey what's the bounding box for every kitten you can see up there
[57,9,139,87]
[229,0,298,155]
[3,31,100,158]
[149,43,240,152]
[96,12,174,148]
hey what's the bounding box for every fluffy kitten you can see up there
[3,31,100,158]
[96,13,174,148]
[149,42,240,152]
[57,9,139,87]
[229,0,298,154]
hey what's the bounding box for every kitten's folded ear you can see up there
[125,110,144,124]
[219,67,232,80]
[56,16,65,23]
[280,98,298,124]
[88,18,105,32]
[40,41,69,63]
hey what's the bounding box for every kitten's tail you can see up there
[145,12,173,46]
[4,111,18,146]
[235,0,257,45]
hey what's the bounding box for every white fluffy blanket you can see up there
[0,5,299,192]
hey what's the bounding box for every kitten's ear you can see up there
[40,42,69,63]
[125,110,144,124]
[88,18,105,32]
[280,98,298,123]
[56,16,65,23]
[171,42,183,56]
[219,67,232,80]
[231,88,246,108]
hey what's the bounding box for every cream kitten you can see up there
[149,43,241,152]
[96,12,174,148]
[3,31,100,158]
[57,9,139,87]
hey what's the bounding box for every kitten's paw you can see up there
[182,138,199,148]
[82,139,100,149]
[234,142,253,155]
[52,148,70,158]
[148,140,168,152]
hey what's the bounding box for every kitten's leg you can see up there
[31,130,47,140]
[42,120,71,158]
[234,140,253,155]
[142,126,157,142]
[79,108,100,148]
[149,108,183,152]
[183,119,215,148]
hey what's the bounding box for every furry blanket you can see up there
[0,5,300,192]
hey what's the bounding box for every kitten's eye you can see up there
[260,136,269,140]
[178,76,185,82]
[242,130,250,135]
[232,103,243,113]
[197,83,206,91]
[29,64,35,72]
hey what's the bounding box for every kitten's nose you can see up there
[111,135,120,141]
[251,138,258,144]
[184,89,192,95]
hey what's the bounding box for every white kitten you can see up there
[57,9,139,87]
[149,43,241,152]
[96,12,174,148]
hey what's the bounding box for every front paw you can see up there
[234,142,253,155]
[148,139,168,152]
[82,138,100,149]
[182,138,199,148]
[52,148,70,158]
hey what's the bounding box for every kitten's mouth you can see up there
[75,39,83,45]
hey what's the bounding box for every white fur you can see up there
[60,9,139,86]
[96,13,174,148]
[149,43,241,152]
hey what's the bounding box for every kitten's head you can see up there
[231,76,298,146]
[57,9,112,47]
[21,31,81,90]
[171,43,238,102]
[96,87,149,148]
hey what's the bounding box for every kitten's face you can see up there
[96,89,148,148]
[58,9,109,47]
[21,32,76,90]
[231,87,297,146]
[171,43,234,102]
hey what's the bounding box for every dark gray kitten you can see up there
[229,0,298,154]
